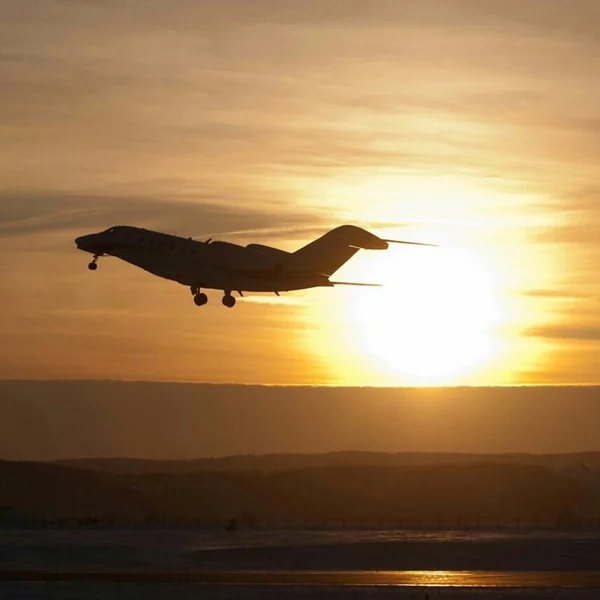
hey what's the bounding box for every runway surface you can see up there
[3,569,600,587]
[4,528,600,597]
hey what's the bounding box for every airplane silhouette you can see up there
[75,225,435,308]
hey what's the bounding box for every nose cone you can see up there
[75,233,96,253]
[75,235,87,248]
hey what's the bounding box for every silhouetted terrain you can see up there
[56,450,600,473]
[2,454,600,524]
[0,461,149,520]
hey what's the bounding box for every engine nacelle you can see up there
[246,244,291,259]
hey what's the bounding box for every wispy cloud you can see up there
[243,295,307,306]
[520,289,591,300]
[0,193,322,240]
[2,0,599,199]
[526,325,600,342]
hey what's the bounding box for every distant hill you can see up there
[55,450,600,474]
[0,460,150,520]
[2,454,600,524]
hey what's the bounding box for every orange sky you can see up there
[1,0,599,385]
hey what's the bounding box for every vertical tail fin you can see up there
[285,225,387,276]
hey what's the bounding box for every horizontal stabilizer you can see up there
[383,239,438,247]
[330,281,383,287]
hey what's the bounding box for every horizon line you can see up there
[2,377,600,389]
[12,448,600,463]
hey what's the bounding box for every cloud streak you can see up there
[527,325,600,342]
[0,193,321,240]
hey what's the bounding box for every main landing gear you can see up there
[222,292,236,308]
[191,286,208,306]
[194,292,208,306]
[190,287,239,308]
[88,255,99,271]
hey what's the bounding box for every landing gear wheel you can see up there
[194,292,208,306]
[88,254,99,271]
[222,294,236,308]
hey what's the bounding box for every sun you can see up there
[298,171,554,385]
[340,244,504,385]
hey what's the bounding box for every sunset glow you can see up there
[1,1,599,386]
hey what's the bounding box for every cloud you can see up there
[526,324,600,342]
[0,193,322,240]
[534,224,600,250]
[243,295,307,306]
[3,0,599,174]
[16,1,597,36]
[521,289,586,300]
[519,288,600,304]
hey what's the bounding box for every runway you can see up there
[2,570,600,587]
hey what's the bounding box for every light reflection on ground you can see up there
[3,570,600,587]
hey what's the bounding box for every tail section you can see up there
[286,225,387,276]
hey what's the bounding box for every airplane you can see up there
[75,224,435,308]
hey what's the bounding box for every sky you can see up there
[1,0,599,386]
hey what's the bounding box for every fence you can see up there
[6,514,600,530]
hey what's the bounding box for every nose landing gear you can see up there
[88,255,99,271]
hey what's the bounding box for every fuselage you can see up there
[75,225,331,292]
